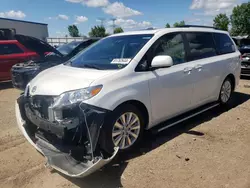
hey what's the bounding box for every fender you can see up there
[86,80,153,128]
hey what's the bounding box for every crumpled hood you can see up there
[15,34,63,57]
[12,56,62,70]
[29,65,116,96]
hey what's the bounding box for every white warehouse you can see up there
[0,17,48,40]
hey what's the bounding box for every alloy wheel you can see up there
[220,80,232,103]
[112,112,141,150]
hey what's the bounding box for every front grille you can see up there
[241,62,250,67]
[27,96,54,120]
[241,68,250,75]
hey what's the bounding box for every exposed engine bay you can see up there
[11,55,63,90]
[16,92,118,178]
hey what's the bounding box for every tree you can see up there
[68,25,80,37]
[213,14,230,31]
[165,23,171,28]
[230,2,250,36]
[114,27,124,34]
[89,26,109,37]
[173,21,185,27]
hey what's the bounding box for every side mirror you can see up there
[151,55,173,68]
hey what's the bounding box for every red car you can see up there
[0,40,39,82]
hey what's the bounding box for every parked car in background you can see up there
[16,26,240,178]
[239,39,250,75]
[11,35,100,90]
[0,40,39,82]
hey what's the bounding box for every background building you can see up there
[0,17,48,40]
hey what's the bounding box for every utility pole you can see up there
[97,17,105,27]
[111,18,116,33]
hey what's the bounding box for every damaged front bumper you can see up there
[15,95,118,178]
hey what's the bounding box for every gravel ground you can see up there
[1,79,250,188]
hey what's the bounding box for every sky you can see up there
[0,0,248,37]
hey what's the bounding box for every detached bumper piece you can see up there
[15,95,118,178]
[36,138,118,177]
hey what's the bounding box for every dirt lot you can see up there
[1,79,250,188]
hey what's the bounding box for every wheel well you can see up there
[115,100,149,128]
[226,74,235,91]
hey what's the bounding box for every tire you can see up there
[99,104,145,154]
[218,78,233,105]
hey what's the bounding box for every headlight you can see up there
[52,85,103,109]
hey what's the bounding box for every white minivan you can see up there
[15,26,241,178]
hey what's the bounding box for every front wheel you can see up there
[100,104,144,154]
[219,78,232,105]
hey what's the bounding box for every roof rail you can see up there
[177,25,219,29]
[142,27,157,30]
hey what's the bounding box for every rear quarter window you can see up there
[0,43,23,55]
[213,33,236,55]
[186,32,217,61]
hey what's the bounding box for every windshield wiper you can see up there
[80,64,103,70]
[63,60,72,65]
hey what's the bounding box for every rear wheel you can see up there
[100,104,144,154]
[219,78,232,105]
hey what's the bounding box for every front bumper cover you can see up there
[15,95,118,178]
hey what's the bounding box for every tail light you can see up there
[240,53,247,60]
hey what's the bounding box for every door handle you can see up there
[194,64,202,69]
[183,67,193,73]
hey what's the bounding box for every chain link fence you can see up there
[46,37,87,47]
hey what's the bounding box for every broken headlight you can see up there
[52,85,103,109]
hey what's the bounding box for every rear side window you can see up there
[213,33,235,55]
[0,44,23,55]
[186,32,217,61]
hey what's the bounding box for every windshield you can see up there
[57,41,82,55]
[68,34,153,70]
